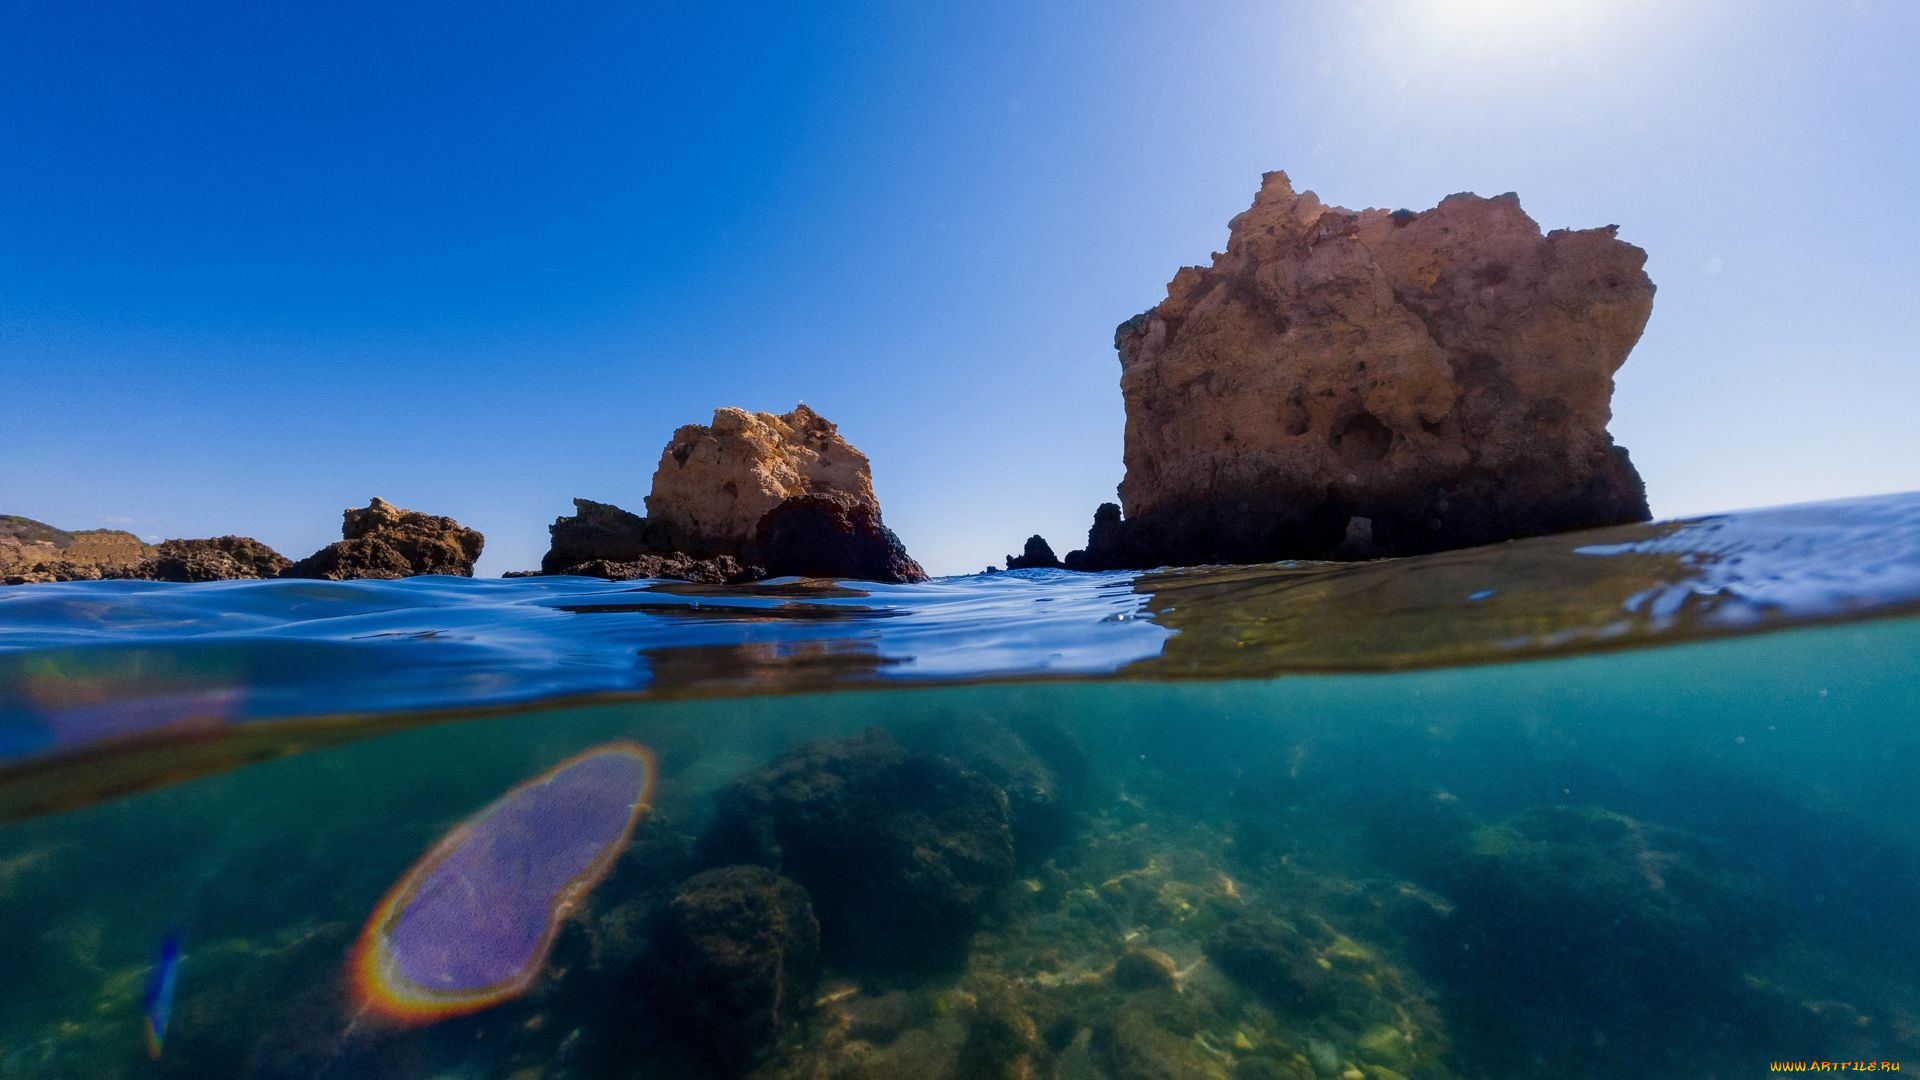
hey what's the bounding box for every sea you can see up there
[0,493,1916,1079]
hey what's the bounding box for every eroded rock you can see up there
[528,405,924,584]
[144,537,291,582]
[284,497,483,579]
[754,491,927,583]
[1076,171,1653,568]
[647,404,876,556]
[533,498,763,583]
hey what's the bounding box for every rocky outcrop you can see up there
[143,537,291,582]
[529,498,762,583]
[1003,535,1062,571]
[1,516,156,582]
[754,490,927,583]
[527,405,925,584]
[284,498,483,580]
[646,404,875,555]
[1073,171,1653,569]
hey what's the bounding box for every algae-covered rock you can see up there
[652,865,821,1070]
[957,983,1046,1080]
[1111,946,1179,991]
[1204,912,1334,1011]
[900,716,1087,860]
[701,728,1016,972]
[1418,804,1779,1073]
[1091,996,1232,1080]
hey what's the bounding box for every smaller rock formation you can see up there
[754,490,926,583]
[651,865,820,1069]
[532,499,761,583]
[143,537,292,582]
[646,404,874,555]
[1,516,156,583]
[527,404,926,584]
[1003,535,1062,571]
[699,728,1015,972]
[1111,946,1179,991]
[284,498,483,580]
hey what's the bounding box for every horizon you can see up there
[6,1,1918,577]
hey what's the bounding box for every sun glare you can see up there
[1346,0,1673,104]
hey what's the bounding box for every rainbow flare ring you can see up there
[349,741,656,1024]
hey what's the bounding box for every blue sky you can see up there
[4,0,1916,577]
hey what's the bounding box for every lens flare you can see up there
[348,741,656,1025]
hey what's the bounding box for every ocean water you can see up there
[0,495,1916,1079]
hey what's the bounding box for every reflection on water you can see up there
[0,619,1911,1078]
[0,494,1916,797]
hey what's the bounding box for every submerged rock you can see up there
[899,716,1086,860]
[1413,804,1778,1071]
[755,490,928,584]
[285,497,483,580]
[700,728,1015,972]
[1203,912,1334,1011]
[652,865,820,1069]
[1110,946,1178,991]
[1077,170,1654,568]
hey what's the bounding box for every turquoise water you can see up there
[1,495,1917,1078]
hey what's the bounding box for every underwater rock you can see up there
[1203,912,1334,1011]
[754,490,929,584]
[899,716,1086,860]
[350,742,656,1024]
[1110,946,1178,991]
[700,728,1016,972]
[1415,804,1778,1071]
[1081,170,1653,568]
[1090,996,1232,1080]
[1003,535,1062,571]
[140,536,291,582]
[957,983,1047,1080]
[285,497,484,579]
[646,404,877,556]
[652,865,820,1069]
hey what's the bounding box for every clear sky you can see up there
[4,1,1917,578]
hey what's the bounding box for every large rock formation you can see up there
[528,405,926,584]
[284,497,483,579]
[1072,171,1653,568]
